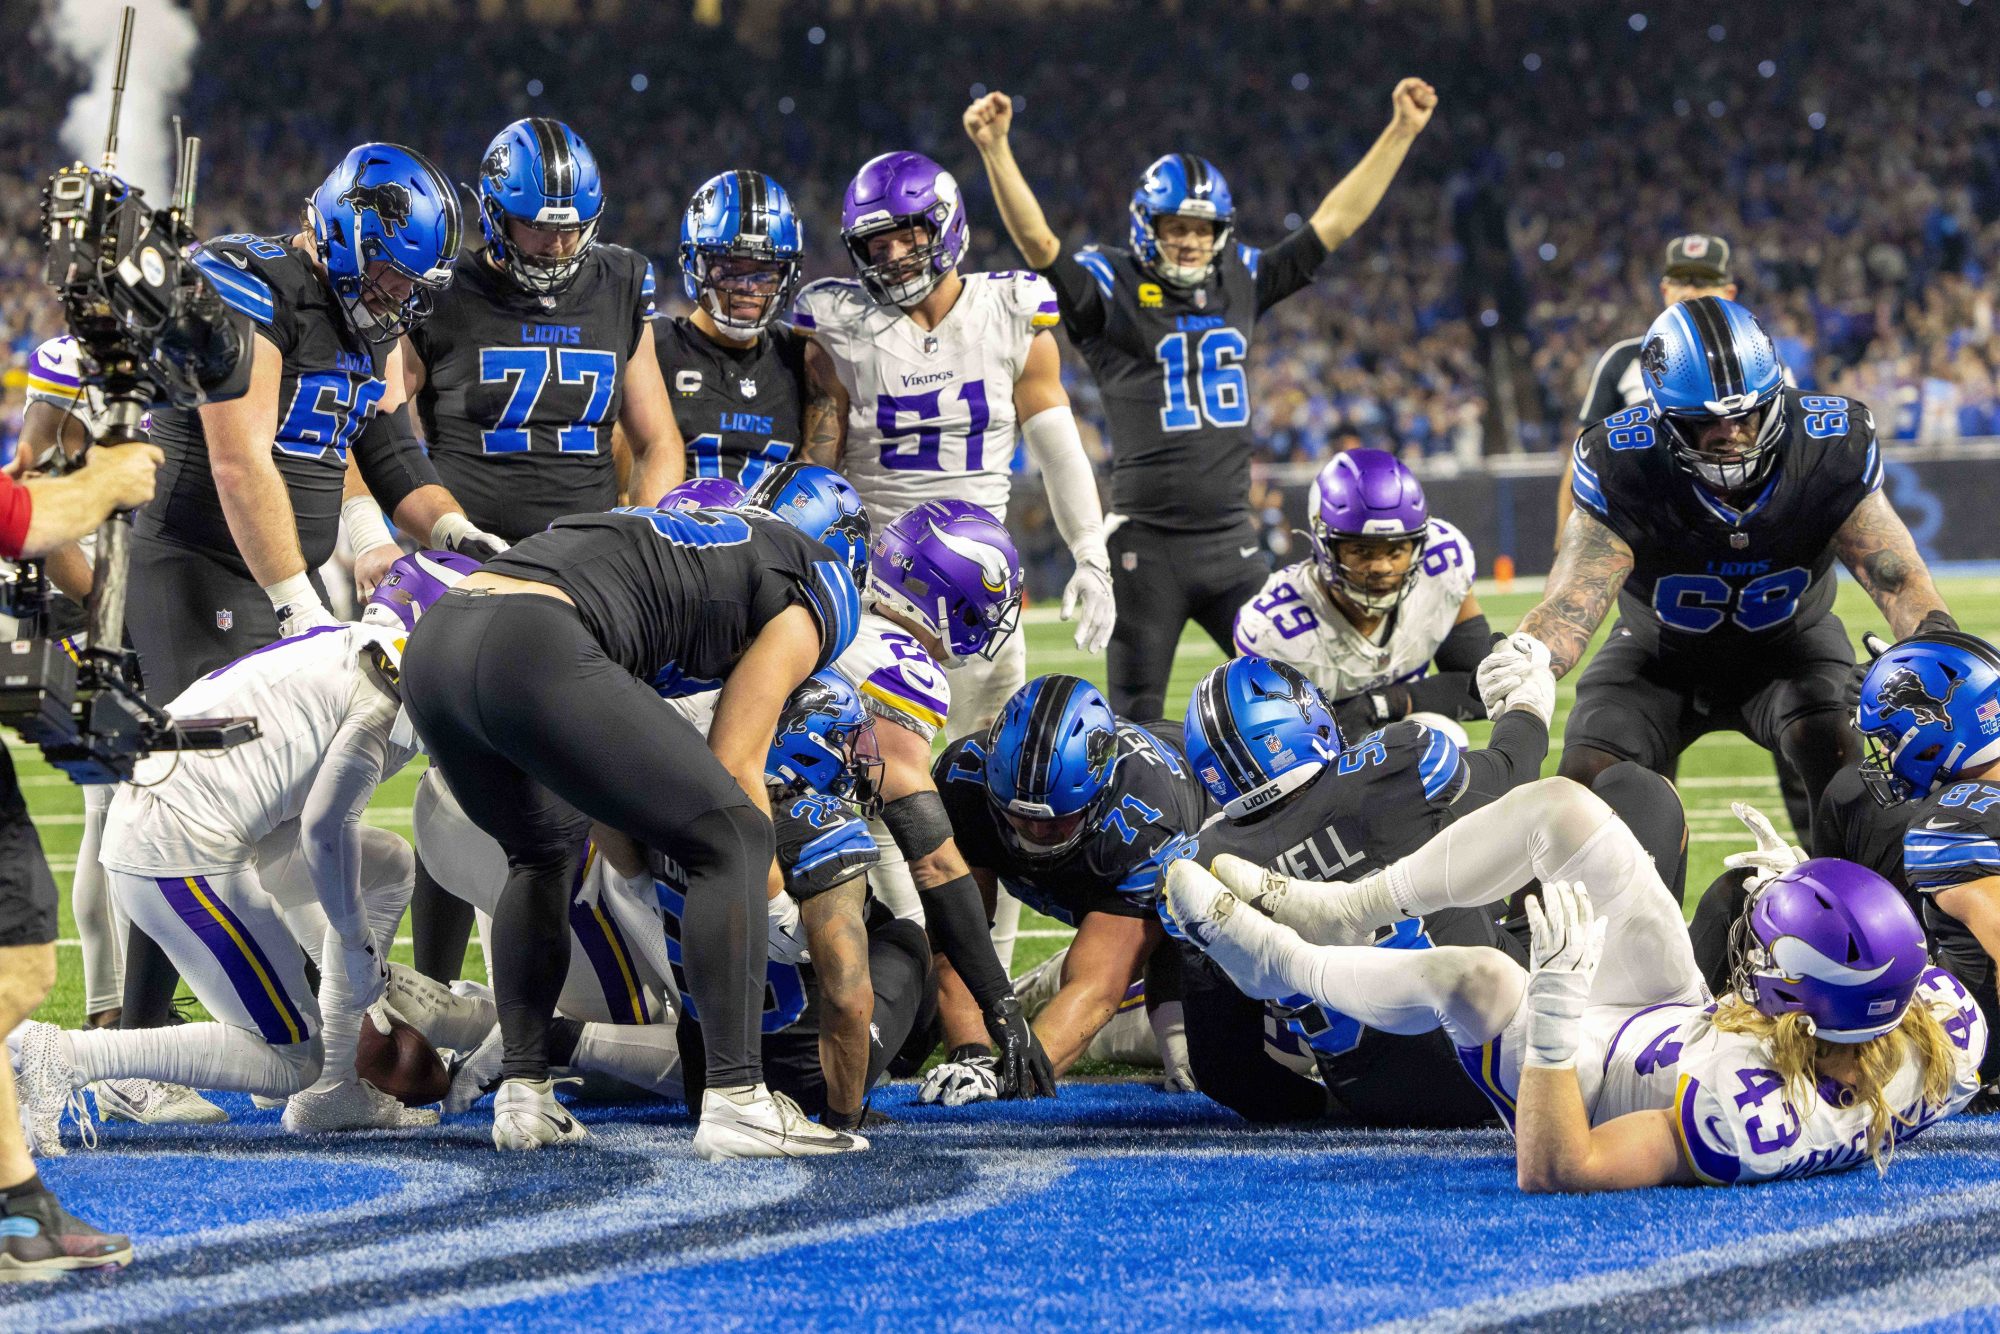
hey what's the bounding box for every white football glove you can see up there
[767,891,810,966]
[335,935,389,1014]
[1479,633,1556,726]
[1722,801,1806,891]
[917,1046,1002,1107]
[265,571,338,641]
[1062,560,1117,655]
[1522,879,1606,1070]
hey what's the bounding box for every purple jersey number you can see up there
[876,382,990,472]
[1733,1066,1803,1154]
[1249,582,1317,639]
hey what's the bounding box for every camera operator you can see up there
[0,428,159,1278]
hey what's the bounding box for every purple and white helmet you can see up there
[659,477,748,511]
[869,499,1022,665]
[362,550,482,635]
[840,151,969,307]
[1731,858,1931,1043]
[1308,448,1430,614]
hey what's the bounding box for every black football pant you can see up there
[679,905,936,1116]
[401,589,771,1089]
[1108,518,1269,721]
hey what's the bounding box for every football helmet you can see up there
[680,170,804,336]
[1184,657,1339,819]
[477,118,603,296]
[984,675,1120,863]
[869,499,1022,666]
[1730,858,1929,1043]
[1129,154,1234,288]
[1308,448,1430,614]
[768,670,883,815]
[840,152,968,307]
[744,462,871,592]
[1638,295,1788,491]
[306,143,461,342]
[1856,630,2000,803]
[361,550,482,634]
[659,477,748,511]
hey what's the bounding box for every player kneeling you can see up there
[1167,777,1985,1189]
[10,553,478,1152]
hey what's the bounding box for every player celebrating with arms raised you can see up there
[967,78,1435,720]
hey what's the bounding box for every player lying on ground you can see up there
[1167,777,1985,1189]
[9,553,479,1151]
[922,674,1208,1103]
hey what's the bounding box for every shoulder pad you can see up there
[1904,795,2000,890]
[791,277,868,333]
[834,619,951,739]
[1673,1063,1747,1185]
[1423,518,1477,587]
[1235,242,1262,279]
[934,735,987,788]
[1918,966,1989,1069]
[24,336,84,406]
[192,240,279,327]
[1570,432,1611,521]
[998,269,1062,330]
[1072,248,1118,300]
[777,795,879,902]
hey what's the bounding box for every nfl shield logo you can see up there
[1263,734,1283,754]
[923,335,940,355]
[739,377,757,398]
[1193,289,1208,309]
[1729,531,1749,549]
[216,608,233,631]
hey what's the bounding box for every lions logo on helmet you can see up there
[338,181,412,237]
[1876,667,1956,730]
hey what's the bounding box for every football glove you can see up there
[334,935,389,1014]
[1477,632,1555,726]
[1061,560,1117,655]
[1523,879,1605,1069]
[1842,630,1894,716]
[986,994,1057,1099]
[1721,801,1806,891]
[767,891,809,966]
[431,512,509,564]
[1333,689,1402,743]
[917,1045,1001,1107]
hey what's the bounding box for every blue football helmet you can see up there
[745,462,871,593]
[1129,153,1235,288]
[306,143,461,342]
[768,670,882,815]
[984,675,1121,863]
[680,170,805,337]
[1184,658,1340,819]
[477,118,604,296]
[1857,630,2000,804]
[1638,296,1789,491]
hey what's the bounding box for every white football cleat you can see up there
[251,1094,288,1111]
[1163,859,1239,950]
[491,1078,587,1150]
[13,1022,89,1157]
[1210,854,1294,917]
[90,1079,230,1126]
[386,964,498,1051]
[692,1085,868,1161]
[283,1078,439,1133]
[443,1023,503,1114]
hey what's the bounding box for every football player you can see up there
[924,675,1209,1103]
[967,78,1435,721]
[659,170,816,488]
[1170,778,1986,1189]
[397,483,865,1157]
[1500,296,1954,846]
[1173,653,1555,1125]
[10,553,477,1150]
[1233,449,1487,741]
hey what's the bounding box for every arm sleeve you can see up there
[923,871,1013,1009]
[1033,252,1111,341]
[0,472,32,560]
[1459,709,1552,805]
[298,672,399,948]
[1022,406,1107,568]
[353,403,441,516]
[1253,228,1330,314]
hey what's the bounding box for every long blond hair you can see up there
[1710,995,1958,1172]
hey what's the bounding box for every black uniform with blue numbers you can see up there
[1565,387,1880,779]
[933,720,1214,927]
[1903,779,2000,1082]
[1186,714,1548,1126]
[653,316,807,488]
[1037,233,1332,720]
[411,246,655,541]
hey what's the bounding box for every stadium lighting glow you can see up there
[1674,98,1692,117]
[1283,212,1303,230]
[1758,60,1777,78]
[1522,54,1542,72]
[970,83,987,98]
[779,96,796,114]
[1546,151,1566,167]
[1980,91,1996,108]
[1708,23,1726,40]
[1708,99,1727,118]
[1628,13,1648,31]
[630,74,648,92]
[1538,242,1558,261]
[1809,111,1828,128]
[807,26,826,45]
[1291,73,1311,91]
[1479,309,1500,327]
[526,78,543,97]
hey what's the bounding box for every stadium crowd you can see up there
[3,0,2000,463]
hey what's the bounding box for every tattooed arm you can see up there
[800,338,849,470]
[1831,489,1950,638]
[1516,506,1634,678]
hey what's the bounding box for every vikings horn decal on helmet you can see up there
[868,499,1023,666]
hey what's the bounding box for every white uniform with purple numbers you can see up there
[23,335,116,442]
[1233,518,1475,705]
[1459,969,1986,1185]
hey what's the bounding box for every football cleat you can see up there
[1210,854,1293,918]
[443,1023,504,1114]
[91,1079,229,1126]
[692,1084,868,1160]
[386,962,499,1052]
[491,1077,587,1150]
[251,1094,289,1111]
[1162,859,1238,950]
[12,1023,89,1158]
[283,1078,440,1133]
[0,1189,131,1281]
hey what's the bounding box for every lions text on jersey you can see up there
[792,271,1059,526]
[1234,518,1475,703]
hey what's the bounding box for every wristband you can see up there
[262,570,321,616]
[430,512,477,551]
[342,497,398,558]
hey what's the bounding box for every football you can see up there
[356,1013,451,1108]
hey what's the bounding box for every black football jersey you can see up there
[934,720,1213,926]
[410,244,656,541]
[654,316,808,488]
[1037,231,1327,532]
[146,233,390,574]
[1902,777,2000,1079]
[1811,764,1910,889]
[1570,387,1884,657]
[483,507,837,692]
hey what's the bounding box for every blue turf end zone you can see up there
[10,1083,2000,1331]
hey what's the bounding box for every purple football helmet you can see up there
[1731,858,1930,1043]
[840,152,969,307]
[659,477,748,511]
[363,550,482,633]
[1308,448,1430,614]
[869,499,1022,665]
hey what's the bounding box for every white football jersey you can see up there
[101,624,417,875]
[23,336,115,440]
[831,610,952,743]
[1233,518,1476,703]
[793,271,1060,527]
